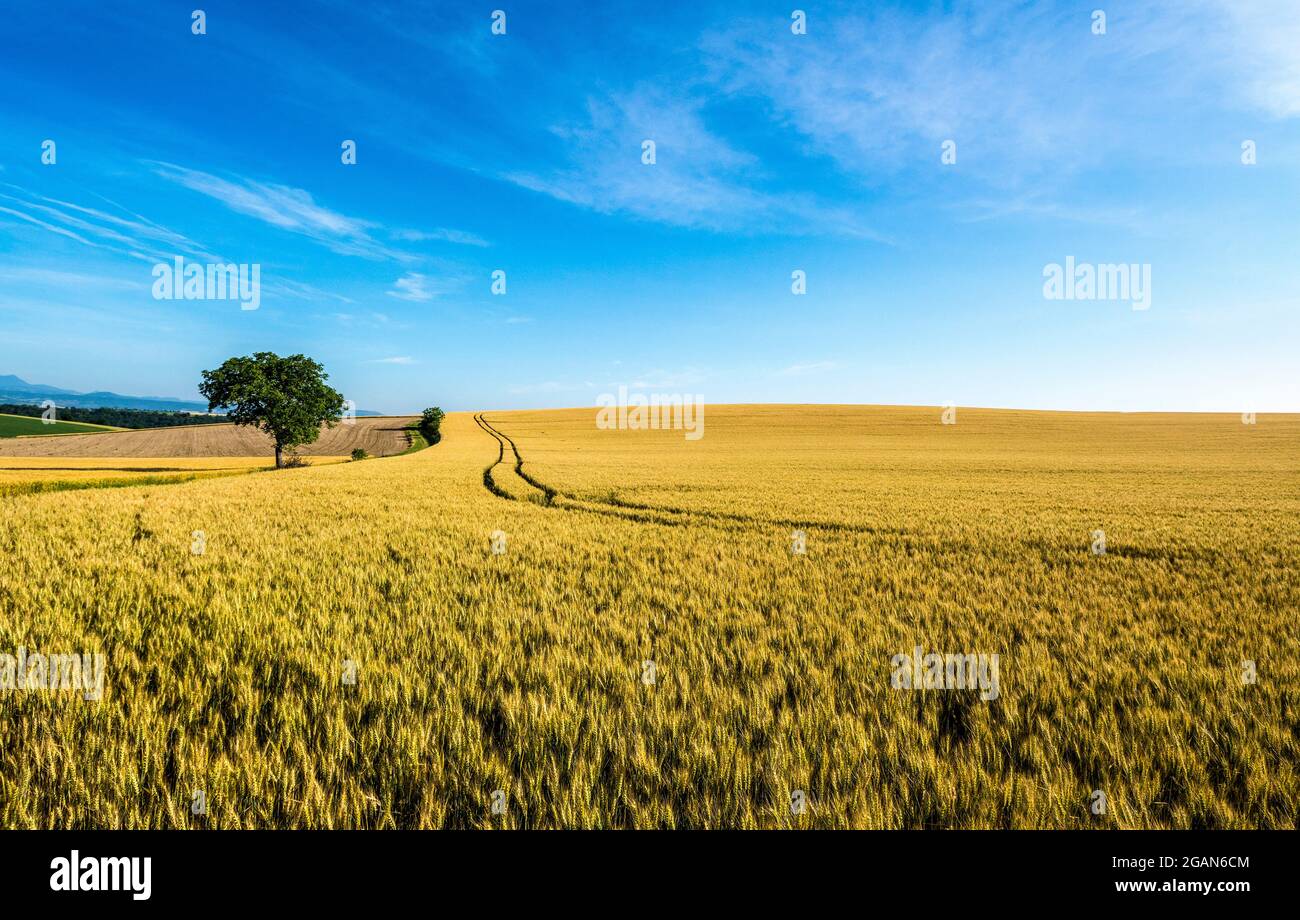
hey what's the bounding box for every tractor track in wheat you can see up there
[474,412,908,539]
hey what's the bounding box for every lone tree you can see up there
[200,352,346,468]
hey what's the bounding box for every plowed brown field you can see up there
[0,415,418,459]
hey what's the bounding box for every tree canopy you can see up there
[199,352,346,467]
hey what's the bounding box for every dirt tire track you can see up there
[473,413,514,499]
[476,414,553,504]
[476,413,866,536]
[471,424,1130,563]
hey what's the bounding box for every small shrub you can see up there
[280,453,309,469]
[351,448,369,461]
[420,406,445,445]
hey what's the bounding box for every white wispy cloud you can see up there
[702,5,1102,185]
[504,86,881,238]
[151,161,414,261]
[779,361,840,377]
[386,272,436,301]
[367,356,416,365]
[0,267,148,291]
[1206,0,1300,117]
[0,204,103,250]
[390,227,490,247]
[491,0,1300,235]
[272,278,356,304]
[702,1,1300,187]
[324,310,393,328]
[0,185,226,263]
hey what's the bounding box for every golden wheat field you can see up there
[0,406,1296,829]
[0,457,349,497]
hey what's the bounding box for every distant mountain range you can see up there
[0,374,381,415]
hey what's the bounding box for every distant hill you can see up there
[0,374,79,397]
[0,374,382,415]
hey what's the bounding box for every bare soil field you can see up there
[0,416,418,459]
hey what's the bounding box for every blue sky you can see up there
[1,0,1297,413]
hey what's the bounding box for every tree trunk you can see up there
[275,443,283,469]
